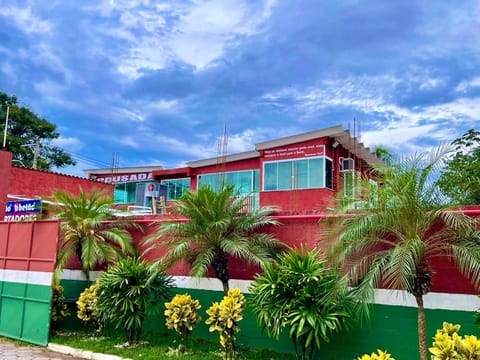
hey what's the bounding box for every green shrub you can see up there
[96,256,174,345]
[165,293,202,341]
[249,247,358,360]
[206,288,246,360]
[77,283,102,333]
[50,285,69,330]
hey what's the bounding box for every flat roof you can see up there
[255,124,344,150]
[84,165,164,175]
[186,150,260,168]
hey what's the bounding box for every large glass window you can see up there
[198,170,259,196]
[263,156,332,191]
[114,182,138,204]
[198,170,260,210]
[161,178,191,201]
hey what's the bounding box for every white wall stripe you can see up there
[61,270,480,312]
[61,269,101,281]
[0,269,53,286]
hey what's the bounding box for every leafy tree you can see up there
[0,90,75,170]
[325,145,480,360]
[144,184,288,295]
[51,188,137,282]
[436,129,480,205]
[96,256,174,345]
[249,247,358,360]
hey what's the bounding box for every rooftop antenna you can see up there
[215,125,228,191]
[2,106,9,149]
[111,152,119,174]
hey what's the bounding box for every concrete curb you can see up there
[48,343,132,360]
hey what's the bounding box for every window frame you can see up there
[262,155,333,192]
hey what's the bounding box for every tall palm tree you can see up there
[144,184,288,295]
[51,188,137,282]
[325,145,480,360]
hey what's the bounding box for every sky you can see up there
[1,0,479,177]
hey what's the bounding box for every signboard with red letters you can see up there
[93,172,153,184]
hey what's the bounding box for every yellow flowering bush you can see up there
[206,288,246,360]
[429,322,480,360]
[164,293,202,340]
[50,285,69,330]
[356,349,394,360]
[76,282,102,333]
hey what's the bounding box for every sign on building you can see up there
[4,199,42,222]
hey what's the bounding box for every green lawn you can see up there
[49,329,296,360]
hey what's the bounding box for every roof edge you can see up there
[255,124,344,150]
[187,150,260,168]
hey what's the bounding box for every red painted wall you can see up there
[9,166,114,198]
[127,210,480,294]
[0,151,13,219]
[260,188,335,213]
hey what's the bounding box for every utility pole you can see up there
[32,136,40,169]
[2,106,9,149]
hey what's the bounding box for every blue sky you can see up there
[1,0,479,176]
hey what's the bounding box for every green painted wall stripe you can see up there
[0,269,52,286]
[0,280,52,346]
[61,279,479,359]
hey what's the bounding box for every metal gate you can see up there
[0,220,59,345]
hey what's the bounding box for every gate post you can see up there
[0,150,13,220]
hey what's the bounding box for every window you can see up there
[160,178,191,201]
[198,170,259,196]
[114,182,139,204]
[263,156,331,191]
[325,158,333,190]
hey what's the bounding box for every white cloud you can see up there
[0,6,52,34]
[455,77,480,92]
[145,99,179,113]
[85,0,277,79]
[52,136,83,151]
[261,75,480,153]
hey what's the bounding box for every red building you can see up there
[85,125,381,214]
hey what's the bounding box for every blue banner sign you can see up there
[4,199,42,222]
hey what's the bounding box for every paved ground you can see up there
[0,339,84,360]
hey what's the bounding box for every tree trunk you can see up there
[213,250,230,295]
[415,295,428,360]
[222,280,229,295]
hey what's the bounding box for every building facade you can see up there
[84,125,381,214]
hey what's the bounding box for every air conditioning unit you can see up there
[340,157,354,172]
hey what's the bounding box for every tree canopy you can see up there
[436,129,480,205]
[144,184,288,294]
[326,145,480,360]
[0,91,75,170]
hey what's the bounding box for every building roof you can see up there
[186,150,259,168]
[83,124,382,174]
[255,124,344,150]
[84,165,164,175]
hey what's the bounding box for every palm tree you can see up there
[51,188,137,282]
[144,184,288,295]
[325,146,480,360]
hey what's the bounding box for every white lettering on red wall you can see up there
[94,172,153,184]
[263,144,325,160]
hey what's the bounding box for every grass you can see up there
[49,328,296,360]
